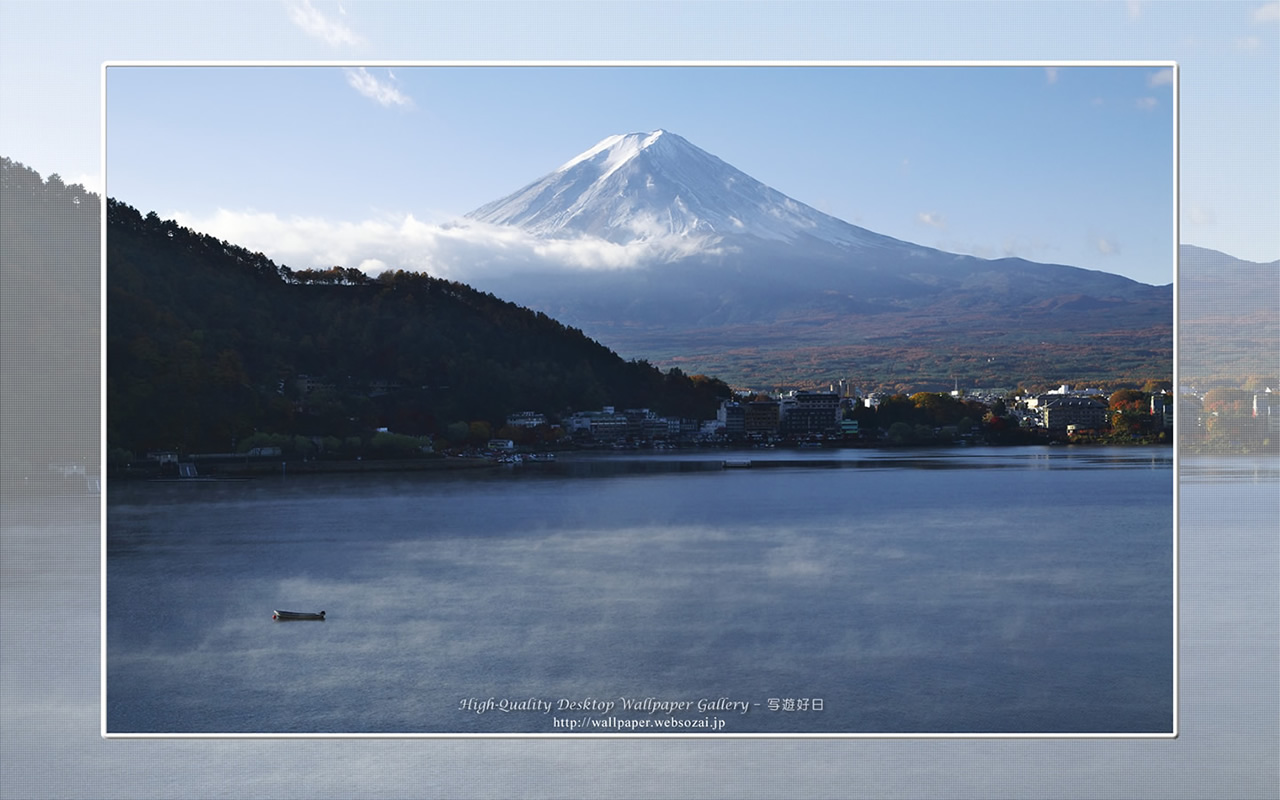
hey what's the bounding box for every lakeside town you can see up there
[95,379,1278,483]
[18,378,1274,490]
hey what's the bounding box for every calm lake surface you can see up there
[106,446,1174,734]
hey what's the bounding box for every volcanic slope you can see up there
[464,130,1172,390]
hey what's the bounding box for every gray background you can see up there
[2,2,1277,797]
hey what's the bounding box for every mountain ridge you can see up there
[457,130,1172,389]
[1179,243,1278,384]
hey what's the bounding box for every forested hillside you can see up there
[107,200,730,457]
[1,157,100,477]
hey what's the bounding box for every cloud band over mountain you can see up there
[169,208,720,280]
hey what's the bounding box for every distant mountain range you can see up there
[1179,244,1279,386]
[462,130,1174,390]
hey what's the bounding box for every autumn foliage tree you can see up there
[1198,387,1270,451]
[1108,389,1152,435]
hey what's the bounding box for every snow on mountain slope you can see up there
[451,130,1169,388]
[465,129,907,252]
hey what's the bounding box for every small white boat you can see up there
[272,609,325,621]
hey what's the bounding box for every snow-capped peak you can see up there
[557,129,669,179]
[465,129,906,251]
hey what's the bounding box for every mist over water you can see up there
[105,446,1173,734]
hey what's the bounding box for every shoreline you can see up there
[107,455,498,481]
[101,438,1177,483]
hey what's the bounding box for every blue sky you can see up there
[2,2,1276,284]
[103,63,1177,285]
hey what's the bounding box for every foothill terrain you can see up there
[3,156,1274,489]
[96,189,1190,480]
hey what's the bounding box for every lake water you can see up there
[105,446,1174,735]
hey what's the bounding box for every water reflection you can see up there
[107,446,1174,734]
[1180,455,1279,484]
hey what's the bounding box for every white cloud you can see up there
[69,171,102,196]
[344,67,412,107]
[1136,96,1159,110]
[1147,68,1174,88]
[1127,1,1143,20]
[286,0,363,46]
[916,211,945,229]
[1254,2,1280,23]
[1096,237,1120,255]
[169,209,716,283]
[1185,205,1215,226]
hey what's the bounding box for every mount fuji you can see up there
[460,130,1171,389]
[467,129,905,252]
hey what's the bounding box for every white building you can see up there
[505,411,547,428]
